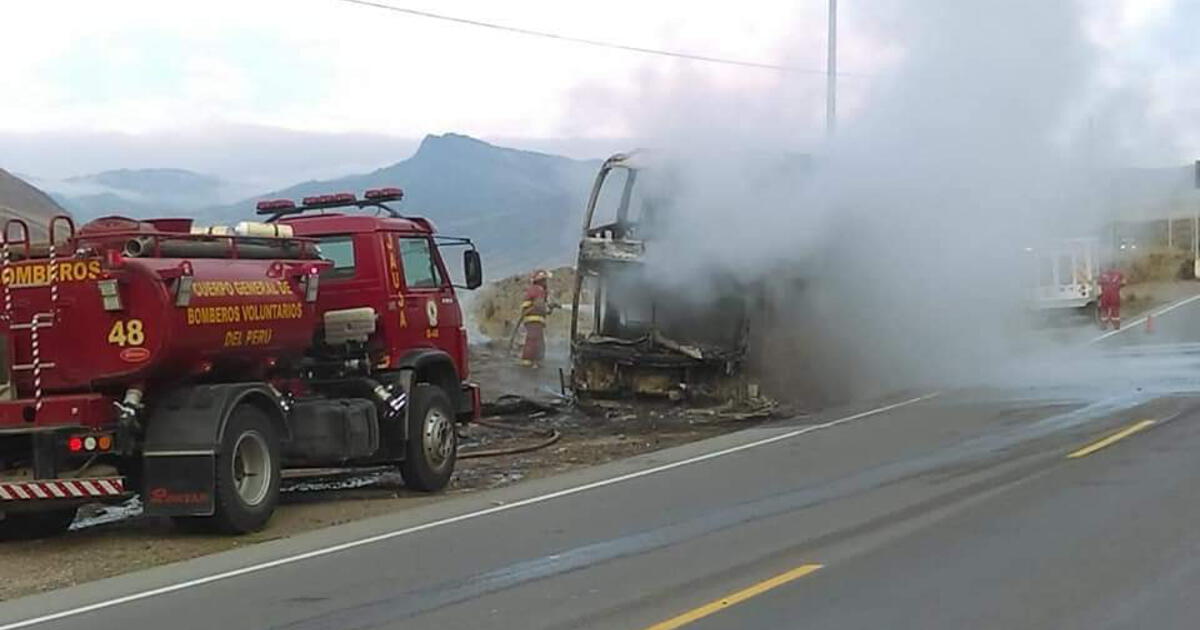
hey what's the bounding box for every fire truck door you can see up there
[394,236,461,352]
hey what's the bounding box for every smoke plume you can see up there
[604,0,1188,403]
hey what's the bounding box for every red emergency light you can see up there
[301,192,356,207]
[364,187,404,201]
[256,199,296,211]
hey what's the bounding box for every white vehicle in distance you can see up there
[1026,237,1100,311]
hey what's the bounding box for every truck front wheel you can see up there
[399,384,457,492]
[176,404,280,534]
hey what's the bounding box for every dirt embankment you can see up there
[472,266,578,342]
[1116,250,1200,315]
[0,168,65,236]
[1123,248,1194,284]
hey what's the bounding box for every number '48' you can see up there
[107,319,145,346]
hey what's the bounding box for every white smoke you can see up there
[598,0,1191,402]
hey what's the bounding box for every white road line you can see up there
[0,393,937,630]
[1088,292,1200,344]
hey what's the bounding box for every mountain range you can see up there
[20,134,602,275]
[34,168,256,219]
[6,137,1200,280]
[215,133,599,274]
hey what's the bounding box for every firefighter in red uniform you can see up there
[1098,267,1126,330]
[518,270,552,368]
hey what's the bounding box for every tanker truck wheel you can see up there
[176,404,280,534]
[399,383,457,492]
[0,508,77,540]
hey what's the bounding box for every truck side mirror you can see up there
[463,249,483,290]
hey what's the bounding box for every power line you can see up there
[333,0,846,75]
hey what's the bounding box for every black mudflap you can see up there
[142,453,216,517]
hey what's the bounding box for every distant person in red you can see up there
[518,270,552,368]
[1098,267,1126,330]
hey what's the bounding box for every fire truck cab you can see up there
[274,191,483,420]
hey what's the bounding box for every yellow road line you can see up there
[645,564,823,630]
[1067,419,1156,459]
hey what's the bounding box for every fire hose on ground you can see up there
[459,417,561,459]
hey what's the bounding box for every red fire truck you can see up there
[0,189,482,537]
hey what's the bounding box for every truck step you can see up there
[281,465,393,480]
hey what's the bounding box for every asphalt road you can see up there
[4,296,1200,630]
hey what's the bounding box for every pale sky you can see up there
[0,0,856,137]
[0,0,1193,183]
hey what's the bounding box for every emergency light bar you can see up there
[255,199,296,212]
[300,192,357,207]
[255,188,407,221]
[364,188,403,202]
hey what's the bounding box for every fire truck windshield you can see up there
[399,237,442,289]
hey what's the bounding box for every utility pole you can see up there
[826,0,838,139]
[1194,160,1200,278]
